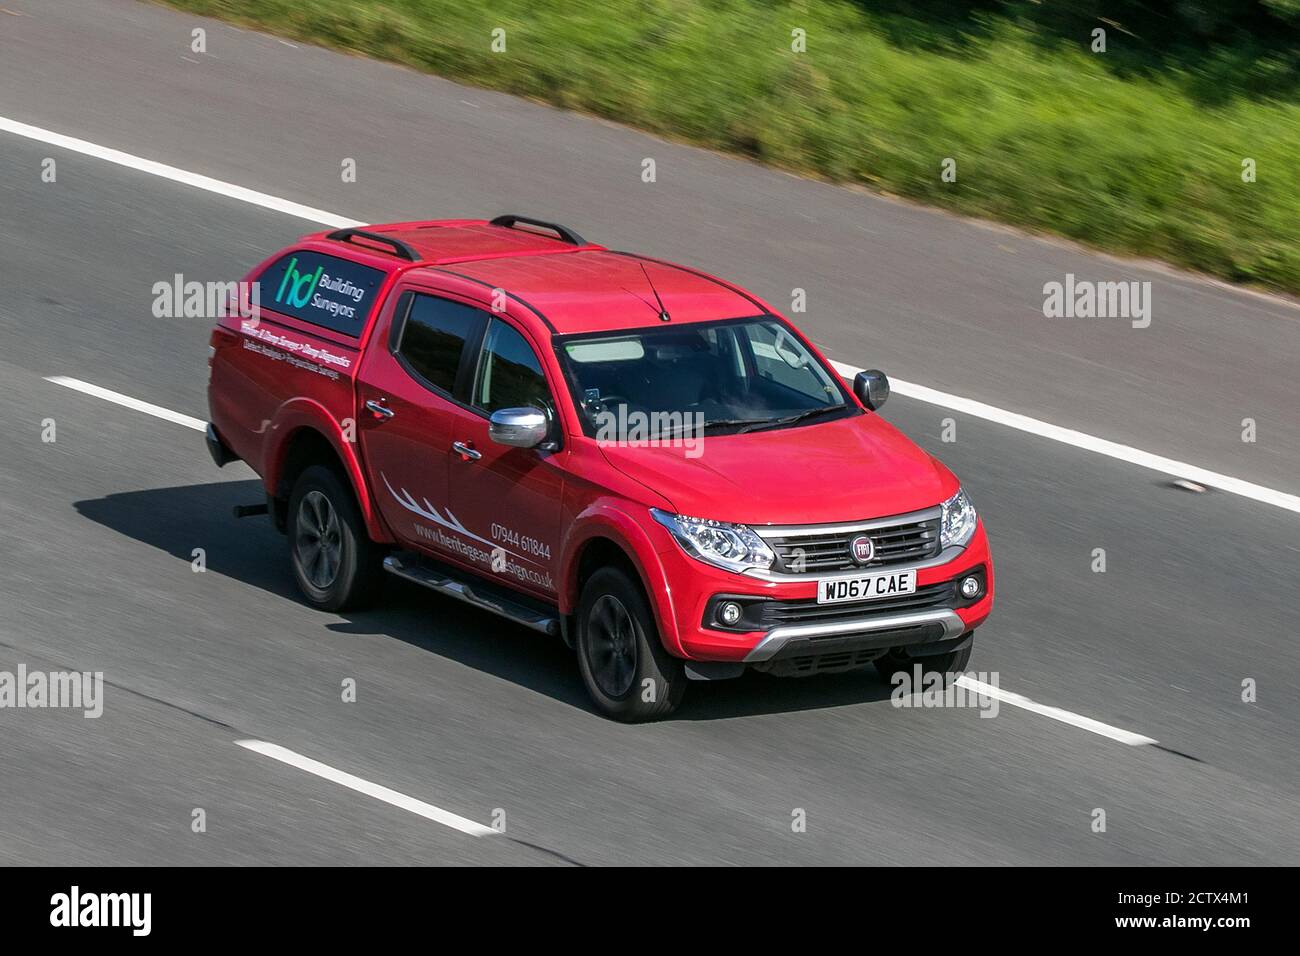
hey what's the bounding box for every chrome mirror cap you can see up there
[488,407,549,448]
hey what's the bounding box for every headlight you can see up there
[651,509,775,573]
[939,487,977,549]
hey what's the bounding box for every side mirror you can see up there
[853,369,890,411]
[488,406,549,448]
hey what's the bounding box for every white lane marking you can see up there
[832,360,1300,515]
[955,675,1157,746]
[0,116,363,229]
[236,740,496,837]
[45,375,205,431]
[5,114,1297,514]
[45,372,1165,750]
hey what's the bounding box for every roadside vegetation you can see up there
[163,0,1300,294]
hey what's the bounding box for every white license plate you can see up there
[817,569,917,605]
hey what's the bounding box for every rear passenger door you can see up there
[445,317,565,600]
[355,289,486,557]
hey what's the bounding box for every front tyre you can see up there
[576,567,685,722]
[287,464,384,612]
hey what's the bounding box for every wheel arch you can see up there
[263,404,392,542]
[561,507,683,657]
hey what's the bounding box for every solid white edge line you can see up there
[0,116,364,230]
[831,360,1300,515]
[236,740,496,837]
[954,675,1157,746]
[45,375,206,431]
[7,113,1295,515]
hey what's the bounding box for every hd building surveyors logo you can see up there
[50,887,151,936]
[275,255,368,321]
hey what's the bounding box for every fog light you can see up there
[960,576,982,599]
[718,601,743,626]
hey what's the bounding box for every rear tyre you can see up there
[874,639,972,687]
[576,567,685,722]
[287,464,384,612]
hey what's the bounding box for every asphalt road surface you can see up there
[0,0,1297,865]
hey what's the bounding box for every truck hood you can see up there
[598,412,958,526]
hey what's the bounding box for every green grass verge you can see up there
[160,0,1300,294]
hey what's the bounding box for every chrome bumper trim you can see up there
[742,607,966,663]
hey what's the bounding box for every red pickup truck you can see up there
[206,216,993,721]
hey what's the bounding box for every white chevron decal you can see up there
[380,472,543,566]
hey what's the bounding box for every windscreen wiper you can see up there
[737,405,847,433]
[657,417,770,438]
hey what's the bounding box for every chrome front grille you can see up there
[759,508,942,574]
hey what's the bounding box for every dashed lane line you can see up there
[236,740,497,837]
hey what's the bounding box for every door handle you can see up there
[365,399,395,420]
[452,441,482,462]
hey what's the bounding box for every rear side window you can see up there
[260,250,385,336]
[473,319,553,415]
[397,293,483,394]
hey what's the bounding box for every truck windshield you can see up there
[556,316,855,439]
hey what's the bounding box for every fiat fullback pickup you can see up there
[206,216,993,721]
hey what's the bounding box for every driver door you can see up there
[444,316,565,601]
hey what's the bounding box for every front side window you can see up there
[473,319,553,415]
[396,293,482,394]
[556,316,854,437]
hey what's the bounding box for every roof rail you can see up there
[325,227,421,262]
[488,215,588,247]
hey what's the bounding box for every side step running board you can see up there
[382,554,560,637]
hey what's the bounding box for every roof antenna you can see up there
[639,262,671,322]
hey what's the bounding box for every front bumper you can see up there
[651,519,994,665]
